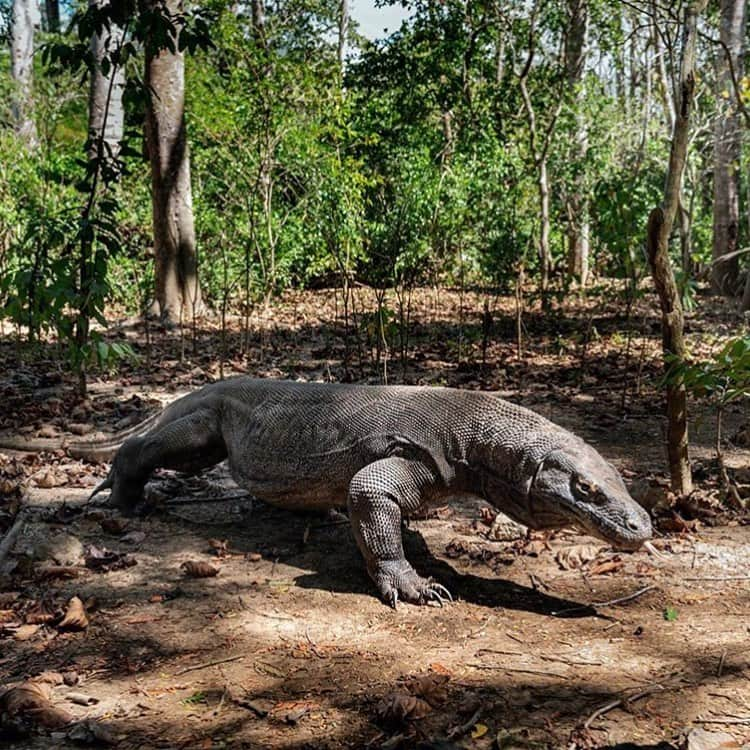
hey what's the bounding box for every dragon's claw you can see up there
[374,561,452,608]
[423,582,453,606]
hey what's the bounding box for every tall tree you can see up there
[564,0,589,287]
[143,0,202,322]
[10,0,40,148]
[88,0,125,159]
[711,0,747,296]
[646,0,708,496]
[518,3,564,304]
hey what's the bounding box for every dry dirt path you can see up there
[2,474,749,749]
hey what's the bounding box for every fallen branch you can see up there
[698,716,750,725]
[591,585,657,607]
[584,685,664,729]
[552,585,657,616]
[468,664,570,679]
[447,707,482,739]
[174,655,244,676]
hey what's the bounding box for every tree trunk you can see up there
[44,0,59,32]
[338,0,349,75]
[143,0,202,323]
[88,0,125,159]
[538,159,551,297]
[10,0,40,148]
[565,0,589,287]
[646,0,707,497]
[711,0,746,296]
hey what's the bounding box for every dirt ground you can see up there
[1,286,749,749]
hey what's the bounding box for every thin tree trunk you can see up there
[143,0,202,323]
[88,0,125,159]
[565,0,589,287]
[10,0,40,148]
[518,2,563,306]
[44,0,59,32]
[712,0,746,297]
[646,0,707,496]
[338,0,349,75]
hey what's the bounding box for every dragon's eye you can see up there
[575,478,596,496]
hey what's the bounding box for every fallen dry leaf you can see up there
[376,693,432,725]
[121,530,146,545]
[471,723,489,739]
[588,559,624,576]
[270,700,315,724]
[0,680,74,729]
[180,561,219,578]
[35,565,82,580]
[84,544,136,572]
[57,596,88,630]
[13,624,40,641]
[405,672,450,707]
[428,662,452,676]
[686,728,741,750]
[100,517,128,535]
[555,544,601,570]
[34,469,66,489]
[32,672,64,686]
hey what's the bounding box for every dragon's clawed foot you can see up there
[373,560,454,608]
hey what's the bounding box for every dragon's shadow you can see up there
[293,524,597,618]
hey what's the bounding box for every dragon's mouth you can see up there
[572,506,652,549]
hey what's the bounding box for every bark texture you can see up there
[711,0,746,296]
[144,0,202,323]
[88,0,125,159]
[646,0,708,496]
[10,0,40,148]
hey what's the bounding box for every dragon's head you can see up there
[527,444,652,549]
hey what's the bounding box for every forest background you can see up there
[1,0,749,488]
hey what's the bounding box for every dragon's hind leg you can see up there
[97,409,227,513]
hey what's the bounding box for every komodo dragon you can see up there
[67,377,652,606]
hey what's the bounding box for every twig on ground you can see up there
[463,618,492,639]
[591,585,657,607]
[584,685,664,729]
[174,655,245,676]
[684,576,750,581]
[468,664,570,679]
[447,707,482,739]
[717,650,726,678]
[698,716,750,725]
[551,585,656,616]
[305,627,326,658]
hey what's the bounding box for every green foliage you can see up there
[669,336,750,406]
[0,0,737,353]
[663,606,679,622]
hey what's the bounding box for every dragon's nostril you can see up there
[627,518,641,531]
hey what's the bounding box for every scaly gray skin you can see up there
[90,378,652,607]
